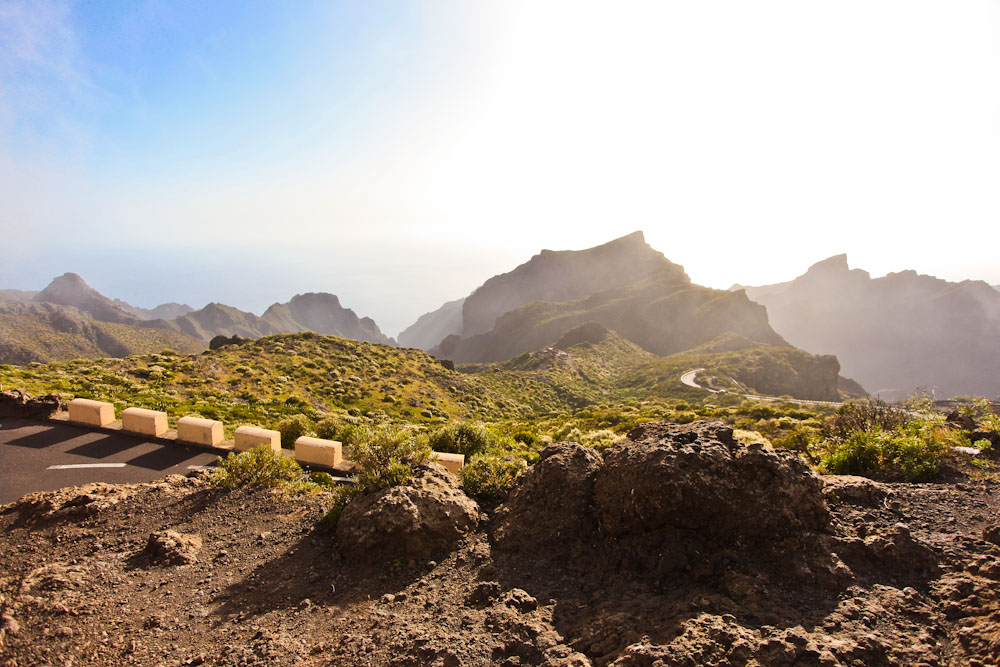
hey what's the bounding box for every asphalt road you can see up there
[0,418,221,504]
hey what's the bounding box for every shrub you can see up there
[211,446,304,489]
[460,454,527,502]
[819,427,950,482]
[315,415,341,440]
[351,424,432,490]
[278,414,313,447]
[829,398,910,438]
[428,422,510,457]
[577,429,619,452]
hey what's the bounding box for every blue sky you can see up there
[2,1,999,335]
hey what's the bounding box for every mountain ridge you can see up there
[742,255,1000,399]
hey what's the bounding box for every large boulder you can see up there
[336,464,481,562]
[594,421,830,570]
[491,442,602,554]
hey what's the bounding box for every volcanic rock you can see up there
[490,442,602,555]
[337,464,480,562]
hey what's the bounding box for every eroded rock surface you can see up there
[336,463,480,561]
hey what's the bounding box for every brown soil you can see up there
[1,443,999,665]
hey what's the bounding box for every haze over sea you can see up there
[2,0,998,335]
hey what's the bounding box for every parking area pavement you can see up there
[0,418,221,504]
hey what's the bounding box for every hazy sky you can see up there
[2,0,998,335]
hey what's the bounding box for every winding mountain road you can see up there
[680,368,843,407]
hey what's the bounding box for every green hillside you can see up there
[0,333,533,434]
[0,306,205,365]
[0,330,862,438]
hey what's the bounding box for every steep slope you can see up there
[433,267,786,363]
[743,255,1000,399]
[32,273,139,324]
[460,231,683,336]
[261,293,393,345]
[397,298,465,350]
[0,302,204,364]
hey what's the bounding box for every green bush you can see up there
[278,414,313,447]
[211,446,304,488]
[819,427,950,482]
[428,422,511,457]
[460,454,527,502]
[315,415,341,440]
[351,424,432,490]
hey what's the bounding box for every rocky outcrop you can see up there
[492,421,834,578]
[594,421,830,571]
[337,464,480,561]
[144,530,202,565]
[0,389,62,419]
[491,443,602,554]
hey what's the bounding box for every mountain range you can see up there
[738,255,1000,400]
[0,273,392,364]
[6,235,997,401]
[404,232,786,364]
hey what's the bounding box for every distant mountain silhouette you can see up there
[261,293,393,345]
[413,233,788,365]
[33,273,140,324]
[2,274,394,364]
[115,299,195,321]
[741,255,1000,399]
[397,298,464,350]
[431,265,785,363]
[461,231,681,336]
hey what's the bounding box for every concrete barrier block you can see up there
[234,425,281,452]
[121,407,168,437]
[176,416,224,447]
[431,451,465,475]
[294,436,343,467]
[67,398,115,427]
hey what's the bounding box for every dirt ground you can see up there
[1,462,999,666]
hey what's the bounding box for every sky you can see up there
[1,0,998,336]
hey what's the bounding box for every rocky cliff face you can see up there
[433,268,786,363]
[743,255,1000,399]
[461,231,685,336]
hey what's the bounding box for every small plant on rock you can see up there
[351,424,432,490]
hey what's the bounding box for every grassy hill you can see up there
[0,330,862,439]
[0,333,534,434]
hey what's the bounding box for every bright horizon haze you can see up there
[2,1,998,336]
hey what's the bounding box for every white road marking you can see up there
[187,465,216,471]
[48,463,128,470]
